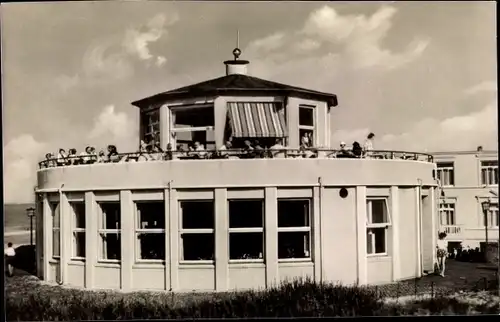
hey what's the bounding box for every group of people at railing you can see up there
[39,132,431,168]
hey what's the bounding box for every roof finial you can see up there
[233,29,241,60]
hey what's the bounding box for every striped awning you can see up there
[227,102,288,138]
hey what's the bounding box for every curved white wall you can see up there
[37,159,438,291]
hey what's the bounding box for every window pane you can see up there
[229,232,264,260]
[74,232,86,257]
[449,170,455,185]
[180,201,214,229]
[136,202,165,229]
[229,200,264,228]
[278,231,310,259]
[51,202,60,228]
[174,106,215,127]
[278,200,310,227]
[52,229,60,257]
[99,203,121,229]
[181,233,214,261]
[299,107,314,127]
[101,233,121,260]
[374,228,386,254]
[370,200,388,224]
[138,233,165,260]
[366,230,374,254]
[71,202,85,229]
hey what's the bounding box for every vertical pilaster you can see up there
[164,189,171,290]
[215,188,229,291]
[160,104,169,148]
[390,186,400,281]
[85,192,96,288]
[265,187,278,287]
[120,190,134,291]
[415,187,422,278]
[214,97,227,148]
[312,186,322,282]
[60,192,70,284]
[169,188,179,291]
[35,193,43,279]
[287,100,299,149]
[42,194,52,281]
[430,187,437,267]
[355,186,367,285]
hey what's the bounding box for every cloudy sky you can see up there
[2,1,497,203]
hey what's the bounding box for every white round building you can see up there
[34,49,440,292]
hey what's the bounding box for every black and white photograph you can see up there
[2,0,499,318]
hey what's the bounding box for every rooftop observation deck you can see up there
[37,149,438,192]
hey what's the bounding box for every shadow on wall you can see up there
[12,245,36,275]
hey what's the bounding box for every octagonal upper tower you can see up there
[131,48,338,151]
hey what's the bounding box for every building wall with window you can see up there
[433,150,498,249]
[36,158,437,291]
[143,95,331,151]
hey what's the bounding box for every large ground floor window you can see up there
[135,201,165,261]
[277,199,311,260]
[228,199,264,261]
[179,200,215,261]
[97,202,121,261]
[70,202,86,259]
[366,198,391,256]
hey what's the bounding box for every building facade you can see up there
[433,149,499,251]
[34,49,439,292]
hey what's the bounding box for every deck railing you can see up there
[38,149,434,169]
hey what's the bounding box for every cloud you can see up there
[123,13,178,64]
[156,56,167,67]
[82,41,134,83]
[246,5,429,75]
[378,101,497,152]
[3,135,47,204]
[464,81,497,96]
[87,105,138,152]
[59,13,178,87]
[54,74,80,92]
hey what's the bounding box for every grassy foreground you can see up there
[5,275,500,320]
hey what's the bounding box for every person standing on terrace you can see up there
[56,149,67,166]
[363,133,375,157]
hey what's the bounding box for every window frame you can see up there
[228,198,265,263]
[170,105,216,150]
[134,201,166,263]
[298,105,316,146]
[439,201,456,226]
[141,108,161,144]
[277,198,312,262]
[366,198,391,257]
[97,202,121,263]
[436,162,455,187]
[50,202,61,260]
[178,200,215,264]
[70,202,86,261]
[480,160,498,187]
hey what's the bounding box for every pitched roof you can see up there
[131,74,338,108]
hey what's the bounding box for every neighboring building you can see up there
[34,47,439,292]
[433,148,499,251]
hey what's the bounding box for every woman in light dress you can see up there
[436,232,448,277]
